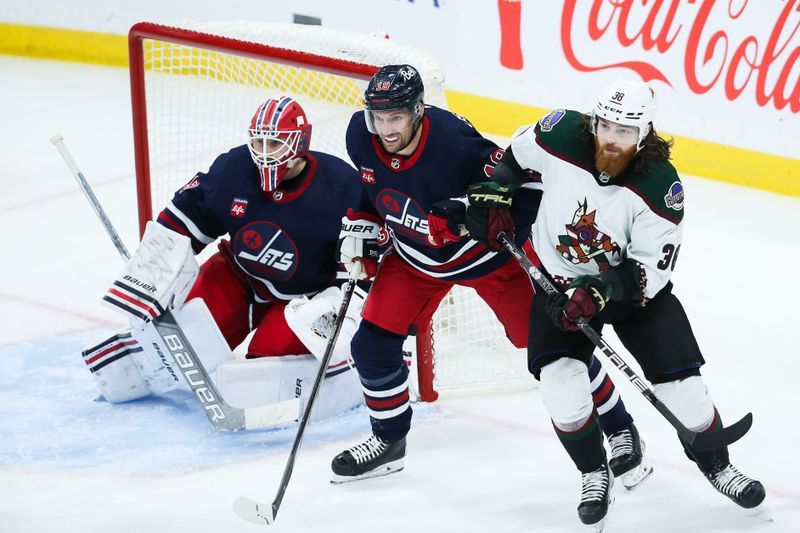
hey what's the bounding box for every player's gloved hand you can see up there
[546,275,613,331]
[337,208,382,280]
[427,197,469,247]
[464,181,518,251]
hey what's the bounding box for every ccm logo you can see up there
[163,333,225,422]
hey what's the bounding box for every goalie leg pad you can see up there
[539,357,594,432]
[283,285,366,366]
[216,355,363,422]
[653,375,715,431]
[83,298,234,403]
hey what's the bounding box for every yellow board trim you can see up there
[2,23,797,197]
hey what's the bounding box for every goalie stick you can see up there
[497,232,752,452]
[233,264,362,526]
[51,134,301,431]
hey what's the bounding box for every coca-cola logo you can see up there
[559,0,799,112]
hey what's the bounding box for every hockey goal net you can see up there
[128,21,531,402]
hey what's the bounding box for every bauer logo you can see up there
[234,221,299,280]
[230,198,248,217]
[665,181,685,211]
[376,189,429,243]
[163,333,225,422]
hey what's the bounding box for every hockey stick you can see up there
[234,264,362,526]
[497,232,752,452]
[51,134,301,431]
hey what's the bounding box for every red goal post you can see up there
[128,21,530,403]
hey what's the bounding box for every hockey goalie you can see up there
[81,96,376,427]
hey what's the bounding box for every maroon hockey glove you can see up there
[547,275,612,331]
[464,181,518,251]
[427,198,468,247]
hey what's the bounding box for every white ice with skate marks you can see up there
[1,56,799,532]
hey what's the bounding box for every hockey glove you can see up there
[337,208,382,280]
[102,221,199,330]
[464,181,518,251]
[546,275,613,331]
[427,197,469,247]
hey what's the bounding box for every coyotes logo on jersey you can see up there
[556,199,620,271]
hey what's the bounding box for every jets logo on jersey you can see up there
[234,221,299,281]
[376,189,428,243]
[556,199,620,271]
[664,181,685,211]
[230,198,248,217]
[180,175,201,193]
[360,166,376,184]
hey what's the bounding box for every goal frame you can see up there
[127,21,441,402]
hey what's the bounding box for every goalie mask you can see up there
[364,64,425,134]
[591,78,657,151]
[248,96,312,192]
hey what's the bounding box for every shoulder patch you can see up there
[179,175,201,193]
[664,181,685,211]
[538,109,566,132]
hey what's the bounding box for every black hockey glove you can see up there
[427,197,468,247]
[546,275,613,331]
[464,181,519,251]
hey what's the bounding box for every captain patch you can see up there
[664,181,685,211]
[539,109,566,132]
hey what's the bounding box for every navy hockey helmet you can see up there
[364,64,425,133]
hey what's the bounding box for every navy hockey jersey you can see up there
[346,106,539,281]
[157,146,370,302]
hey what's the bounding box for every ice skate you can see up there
[706,463,765,509]
[578,464,614,531]
[331,434,406,484]
[608,423,653,490]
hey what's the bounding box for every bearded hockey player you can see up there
[466,78,765,529]
[330,65,651,489]
[82,96,372,426]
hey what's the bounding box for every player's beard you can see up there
[594,138,637,178]
[380,119,421,155]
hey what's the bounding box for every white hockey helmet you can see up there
[591,78,657,151]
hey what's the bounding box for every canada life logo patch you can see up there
[375,189,429,244]
[360,166,375,184]
[230,197,248,217]
[665,181,685,211]
[233,221,299,281]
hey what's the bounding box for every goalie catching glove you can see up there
[101,221,199,329]
[464,181,519,251]
[337,208,382,280]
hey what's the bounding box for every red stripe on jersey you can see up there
[157,211,190,237]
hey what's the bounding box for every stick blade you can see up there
[234,496,275,525]
[244,398,302,430]
[683,412,753,452]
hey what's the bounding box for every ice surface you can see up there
[1,56,798,532]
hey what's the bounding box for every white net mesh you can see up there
[134,22,531,397]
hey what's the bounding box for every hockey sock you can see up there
[588,355,634,435]
[351,321,412,443]
[553,414,607,473]
[681,408,730,473]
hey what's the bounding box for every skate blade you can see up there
[330,459,404,484]
[584,493,615,533]
[621,459,654,491]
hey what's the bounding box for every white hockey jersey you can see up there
[512,109,685,301]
